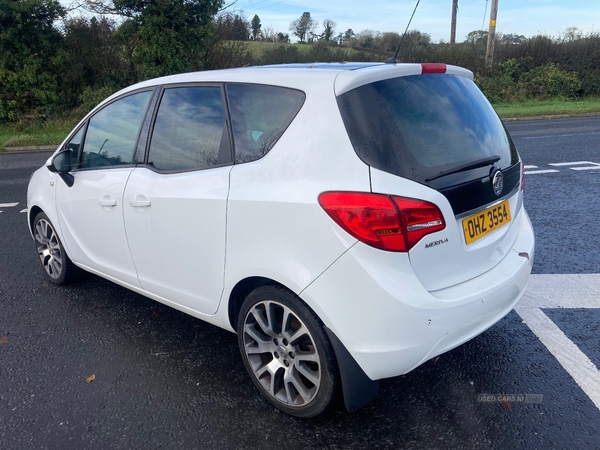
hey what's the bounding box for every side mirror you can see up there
[48,150,75,187]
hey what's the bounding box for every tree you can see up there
[63,16,130,107]
[0,0,67,120]
[231,14,250,40]
[251,14,261,40]
[89,0,224,79]
[321,19,337,42]
[216,12,250,41]
[381,32,401,53]
[289,12,317,43]
[343,28,355,45]
[500,33,526,44]
[561,27,583,43]
[465,30,488,46]
[276,32,290,44]
[261,26,277,42]
[354,30,381,49]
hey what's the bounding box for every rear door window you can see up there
[226,84,305,163]
[147,86,231,172]
[337,74,519,185]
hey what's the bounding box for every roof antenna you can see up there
[385,0,422,64]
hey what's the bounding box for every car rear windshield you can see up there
[337,74,519,185]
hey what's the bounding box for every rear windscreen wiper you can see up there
[426,155,501,182]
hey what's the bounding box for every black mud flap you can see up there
[325,326,380,412]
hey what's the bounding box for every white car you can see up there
[27,62,535,417]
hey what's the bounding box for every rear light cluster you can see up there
[319,192,446,252]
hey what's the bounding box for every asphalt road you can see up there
[1,117,599,449]
[509,117,600,274]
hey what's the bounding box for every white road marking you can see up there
[524,161,600,174]
[549,161,600,170]
[0,202,19,207]
[516,274,600,410]
[524,169,560,175]
[20,209,27,213]
[523,164,560,175]
[522,132,600,140]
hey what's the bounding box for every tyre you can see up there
[237,285,338,418]
[33,212,77,285]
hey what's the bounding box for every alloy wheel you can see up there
[35,218,63,280]
[242,300,322,407]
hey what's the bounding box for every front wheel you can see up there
[237,285,338,418]
[33,212,77,285]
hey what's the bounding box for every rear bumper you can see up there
[301,209,535,381]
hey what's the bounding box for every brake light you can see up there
[319,192,446,252]
[421,63,447,74]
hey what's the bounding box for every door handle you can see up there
[99,197,117,207]
[129,197,151,208]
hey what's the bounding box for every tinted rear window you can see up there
[226,84,305,164]
[148,86,229,172]
[337,74,519,184]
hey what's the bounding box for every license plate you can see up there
[462,200,512,245]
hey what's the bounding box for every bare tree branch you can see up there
[218,0,238,12]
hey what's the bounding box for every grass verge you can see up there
[494,97,600,118]
[0,116,80,151]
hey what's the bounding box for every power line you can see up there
[246,0,289,13]
[482,0,489,30]
[245,0,274,10]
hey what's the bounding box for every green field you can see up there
[2,97,599,152]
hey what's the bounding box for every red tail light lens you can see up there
[421,63,447,74]
[392,197,447,249]
[319,192,446,252]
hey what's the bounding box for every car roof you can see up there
[104,62,474,104]
[257,62,384,70]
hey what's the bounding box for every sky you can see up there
[231,0,599,42]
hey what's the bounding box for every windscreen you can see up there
[337,74,519,185]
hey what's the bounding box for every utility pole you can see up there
[485,0,499,66]
[450,0,458,46]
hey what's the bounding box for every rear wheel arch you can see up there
[228,276,295,331]
[227,276,380,414]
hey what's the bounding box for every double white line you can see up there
[524,161,600,175]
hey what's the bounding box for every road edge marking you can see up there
[515,306,600,410]
[515,274,600,410]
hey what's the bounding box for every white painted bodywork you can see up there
[302,209,534,380]
[27,62,535,382]
[123,166,231,315]
[55,167,141,287]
